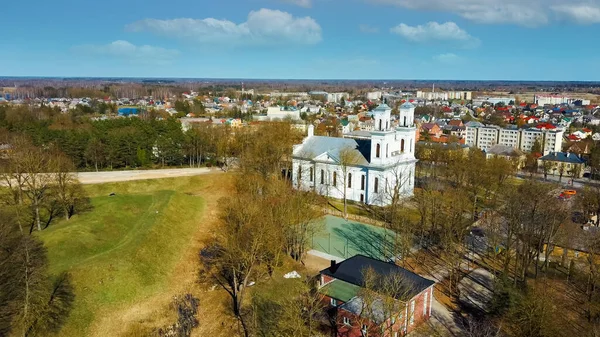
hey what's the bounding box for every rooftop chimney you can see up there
[329,259,339,273]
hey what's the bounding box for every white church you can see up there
[292,102,417,206]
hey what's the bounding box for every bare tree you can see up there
[20,145,54,232]
[336,146,363,218]
[200,193,271,337]
[51,151,88,221]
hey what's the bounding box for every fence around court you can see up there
[322,208,386,228]
[312,213,400,262]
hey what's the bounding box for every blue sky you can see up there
[1,0,600,80]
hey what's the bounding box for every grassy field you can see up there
[37,174,230,337]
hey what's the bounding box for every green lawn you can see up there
[37,176,208,336]
[311,215,399,261]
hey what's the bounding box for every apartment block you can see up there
[465,122,563,155]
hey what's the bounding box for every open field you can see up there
[37,173,233,337]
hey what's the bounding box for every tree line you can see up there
[199,122,330,337]
[0,105,241,171]
[0,136,88,336]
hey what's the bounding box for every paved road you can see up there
[515,172,591,189]
[77,168,218,184]
[458,268,494,314]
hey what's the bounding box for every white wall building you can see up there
[366,91,383,101]
[416,91,472,101]
[416,91,448,101]
[254,106,301,121]
[472,97,515,106]
[292,103,417,206]
[327,92,350,104]
[534,95,591,106]
[269,92,309,98]
[465,122,563,154]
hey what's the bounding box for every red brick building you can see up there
[318,255,435,337]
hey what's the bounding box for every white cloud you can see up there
[73,40,179,63]
[391,21,480,47]
[126,9,322,46]
[433,53,461,63]
[280,0,312,7]
[370,0,600,26]
[359,24,379,33]
[552,4,600,24]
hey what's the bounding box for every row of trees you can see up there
[0,136,89,233]
[0,105,231,170]
[200,122,328,337]
[0,136,85,335]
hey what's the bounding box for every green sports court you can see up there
[311,215,399,261]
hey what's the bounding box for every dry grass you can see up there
[39,173,235,337]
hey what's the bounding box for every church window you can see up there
[310,167,314,182]
[320,169,324,184]
[379,119,383,130]
[348,173,352,188]
[386,121,389,130]
[298,166,302,181]
[404,116,407,126]
[376,144,381,158]
[410,139,413,152]
[333,172,337,187]
[374,178,379,193]
[401,139,405,152]
[386,144,389,157]
[361,175,365,191]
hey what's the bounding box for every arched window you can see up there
[348,173,352,188]
[386,121,389,130]
[310,167,314,182]
[401,139,405,152]
[379,119,382,130]
[298,166,302,181]
[333,172,337,187]
[376,144,381,158]
[404,116,407,126]
[410,139,413,153]
[361,175,366,191]
[374,177,379,193]
[320,169,324,184]
[386,144,389,157]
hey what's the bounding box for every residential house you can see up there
[442,125,466,139]
[319,255,435,337]
[564,141,592,158]
[538,152,586,179]
[420,123,443,139]
[448,119,464,127]
[485,144,526,169]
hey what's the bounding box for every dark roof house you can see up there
[539,151,585,165]
[320,255,435,298]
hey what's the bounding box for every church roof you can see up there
[373,103,391,111]
[293,136,371,165]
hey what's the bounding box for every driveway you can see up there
[458,268,495,313]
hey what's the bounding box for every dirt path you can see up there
[77,168,219,184]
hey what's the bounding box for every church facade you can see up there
[292,103,417,207]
